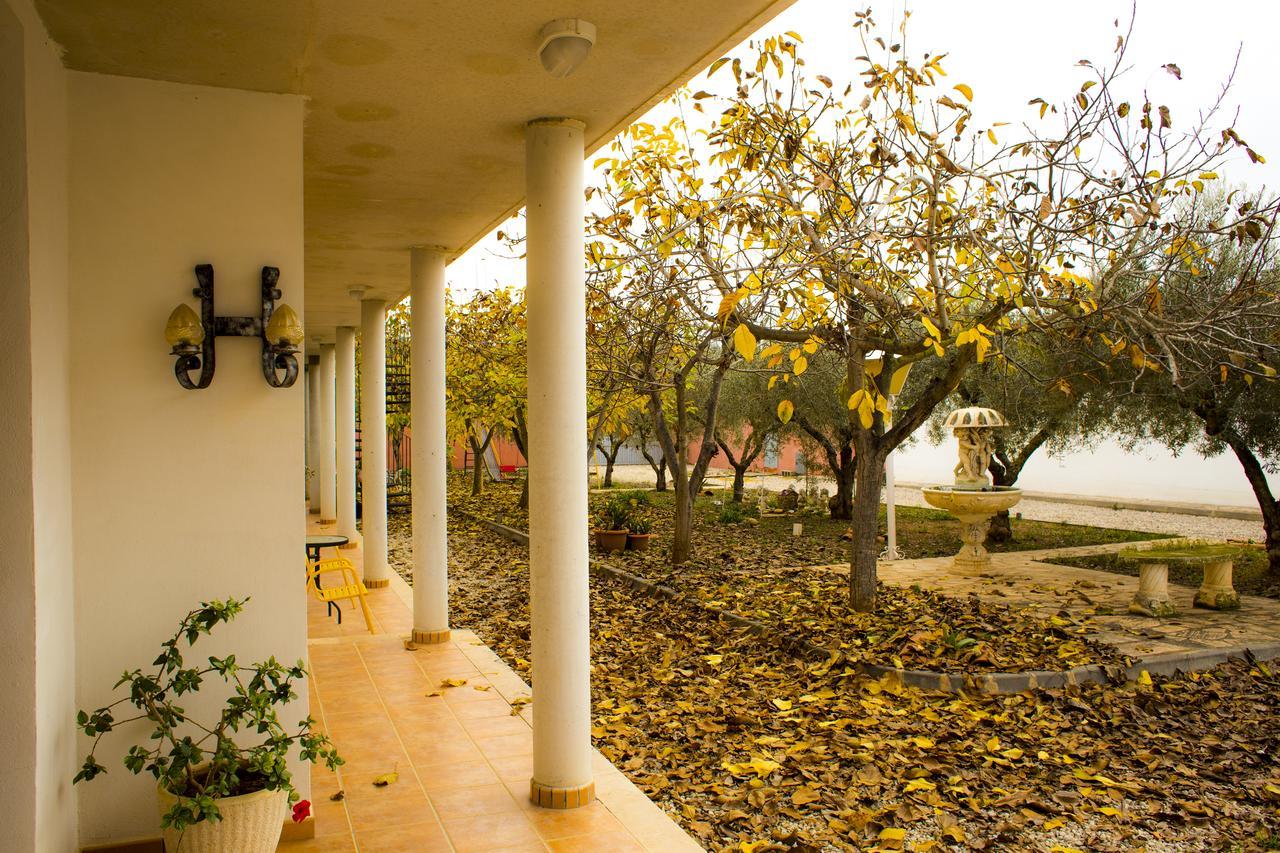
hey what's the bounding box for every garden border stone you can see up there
[449,509,1280,694]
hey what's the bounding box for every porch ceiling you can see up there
[33,0,796,339]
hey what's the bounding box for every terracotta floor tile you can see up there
[460,714,532,741]
[353,818,452,853]
[450,697,518,721]
[343,787,436,826]
[487,753,534,782]
[428,781,525,821]
[403,736,486,768]
[335,747,411,779]
[276,835,356,852]
[546,831,644,852]
[397,717,469,741]
[525,802,627,841]
[473,733,534,759]
[309,798,351,838]
[442,811,544,853]
[419,759,501,792]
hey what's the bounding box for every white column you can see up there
[360,298,390,588]
[526,118,593,809]
[335,326,358,542]
[318,343,337,523]
[306,357,320,513]
[410,248,450,643]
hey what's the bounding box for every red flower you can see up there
[292,800,311,823]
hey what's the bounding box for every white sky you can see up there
[441,0,1280,506]
[449,0,1279,297]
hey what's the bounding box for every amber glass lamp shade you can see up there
[164,303,205,348]
[265,303,304,348]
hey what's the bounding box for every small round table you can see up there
[306,534,349,618]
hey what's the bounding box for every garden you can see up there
[382,476,1280,850]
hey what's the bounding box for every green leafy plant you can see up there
[627,513,653,535]
[73,598,342,831]
[718,502,748,525]
[599,495,633,531]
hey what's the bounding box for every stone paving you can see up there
[795,539,1280,662]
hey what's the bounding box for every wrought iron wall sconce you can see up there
[164,264,304,390]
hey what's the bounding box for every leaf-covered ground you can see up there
[444,479,1148,672]
[450,478,1163,566]
[385,499,1280,851]
[1050,549,1280,601]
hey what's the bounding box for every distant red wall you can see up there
[686,429,804,474]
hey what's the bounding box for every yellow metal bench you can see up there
[306,558,375,633]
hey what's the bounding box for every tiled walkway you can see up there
[284,518,699,853]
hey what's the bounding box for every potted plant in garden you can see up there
[626,513,654,551]
[74,597,342,853]
[593,495,631,552]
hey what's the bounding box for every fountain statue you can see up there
[921,407,1024,573]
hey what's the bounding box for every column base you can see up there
[338,541,360,550]
[319,518,336,526]
[530,779,595,810]
[1194,588,1241,610]
[1128,593,1179,618]
[364,577,389,589]
[411,628,451,644]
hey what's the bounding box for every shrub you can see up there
[73,598,342,831]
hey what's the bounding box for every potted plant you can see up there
[626,513,654,550]
[74,598,342,853]
[593,495,631,552]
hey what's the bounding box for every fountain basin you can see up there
[921,485,1024,518]
[921,486,1023,574]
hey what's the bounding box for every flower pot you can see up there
[626,533,653,551]
[594,529,628,552]
[157,779,287,853]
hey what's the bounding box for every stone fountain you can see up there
[921,407,1023,574]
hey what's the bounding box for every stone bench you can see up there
[1118,543,1243,617]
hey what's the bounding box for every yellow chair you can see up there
[306,558,375,633]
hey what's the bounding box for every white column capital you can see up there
[527,117,587,131]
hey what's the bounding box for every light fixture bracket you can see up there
[171,264,300,390]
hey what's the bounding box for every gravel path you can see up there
[604,464,1266,543]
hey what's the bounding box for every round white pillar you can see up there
[410,248,450,644]
[525,117,593,809]
[318,343,337,524]
[306,357,320,514]
[360,298,390,588]
[336,326,358,542]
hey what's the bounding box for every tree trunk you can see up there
[732,465,748,503]
[511,408,530,510]
[1221,431,1280,576]
[468,434,484,496]
[848,448,884,612]
[671,475,693,565]
[830,446,854,520]
[598,438,622,488]
[640,446,667,491]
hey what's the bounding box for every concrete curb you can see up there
[448,509,1280,694]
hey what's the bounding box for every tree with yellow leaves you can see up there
[445,288,526,496]
[644,12,1266,610]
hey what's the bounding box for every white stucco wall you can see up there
[0,5,39,851]
[0,0,77,850]
[67,72,308,845]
